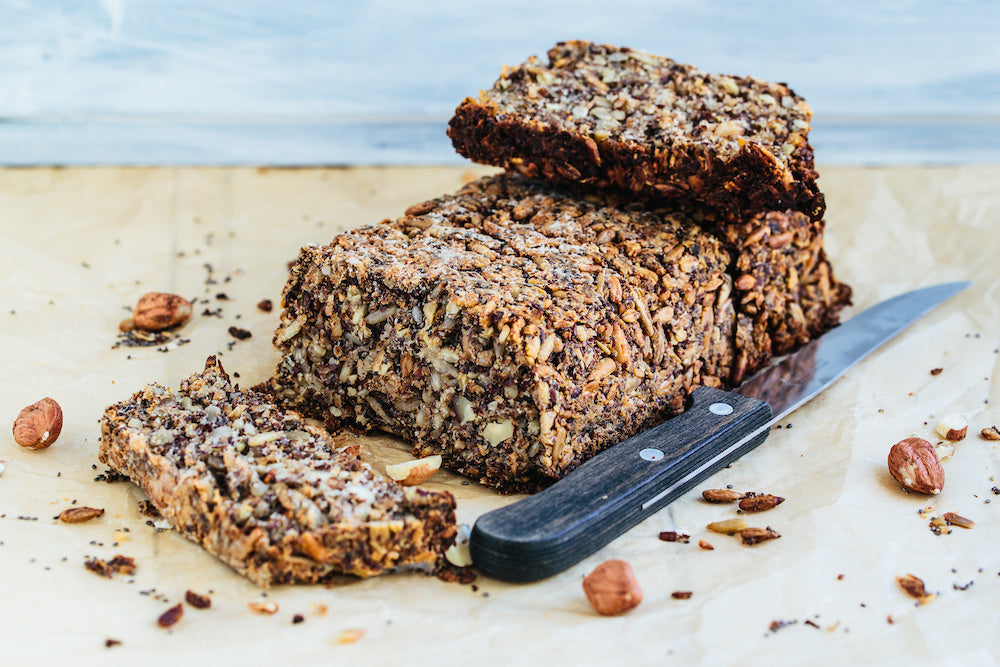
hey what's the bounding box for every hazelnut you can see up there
[888,437,944,495]
[132,292,192,331]
[444,523,473,567]
[12,397,63,450]
[935,414,967,441]
[582,559,643,616]
[385,454,442,486]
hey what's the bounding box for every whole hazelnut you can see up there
[133,292,192,332]
[888,437,944,495]
[582,559,643,616]
[12,397,63,450]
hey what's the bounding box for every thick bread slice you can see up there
[448,40,825,225]
[99,356,456,586]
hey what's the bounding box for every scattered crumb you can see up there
[85,555,136,578]
[248,601,279,615]
[335,628,366,644]
[228,326,252,340]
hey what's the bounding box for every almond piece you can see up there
[740,526,781,545]
[888,437,944,495]
[738,494,784,512]
[12,397,63,450]
[943,512,974,529]
[133,292,193,332]
[897,574,936,605]
[701,489,744,503]
[582,559,643,616]
[706,518,748,534]
[385,455,441,486]
[58,507,105,523]
[935,414,968,441]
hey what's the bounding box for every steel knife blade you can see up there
[469,281,970,582]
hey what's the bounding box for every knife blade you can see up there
[469,281,970,582]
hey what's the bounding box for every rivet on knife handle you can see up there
[470,386,772,583]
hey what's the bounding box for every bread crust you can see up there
[99,356,457,586]
[448,41,825,224]
[269,174,849,492]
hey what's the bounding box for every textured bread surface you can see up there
[99,356,457,586]
[448,40,825,224]
[270,174,849,492]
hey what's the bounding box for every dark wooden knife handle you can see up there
[470,386,772,583]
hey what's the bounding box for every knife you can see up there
[469,281,970,582]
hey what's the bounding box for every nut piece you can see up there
[13,397,63,450]
[444,523,472,567]
[697,539,714,550]
[185,590,212,609]
[582,559,643,616]
[888,437,944,495]
[385,454,442,486]
[943,512,975,529]
[671,591,693,600]
[248,601,279,615]
[658,531,690,543]
[133,292,193,332]
[980,426,1000,441]
[701,488,744,503]
[935,414,968,441]
[58,507,105,523]
[738,494,784,512]
[706,518,748,534]
[739,526,781,545]
[896,574,936,605]
[157,603,183,628]
[335,628,366,644]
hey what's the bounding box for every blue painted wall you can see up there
[2,1,997,164]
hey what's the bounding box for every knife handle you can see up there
[470,386,772,583]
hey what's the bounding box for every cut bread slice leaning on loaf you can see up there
[448,40,826,226]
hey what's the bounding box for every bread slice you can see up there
[269,174,849,492]
[448,40,825,225]
[99,356,456,586]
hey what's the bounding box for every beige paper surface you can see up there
[1,166,998,665]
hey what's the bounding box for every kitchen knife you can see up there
[469,281,970,582]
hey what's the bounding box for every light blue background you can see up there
[2,1,997,165]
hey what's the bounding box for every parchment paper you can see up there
[1,166,998,666]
